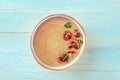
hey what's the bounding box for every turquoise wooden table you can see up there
[0,0,120,80]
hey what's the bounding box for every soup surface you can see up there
[33,16,83,66]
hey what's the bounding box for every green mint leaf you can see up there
[77,39,83,44]
[64,22,72,28]
[63,53,69,60]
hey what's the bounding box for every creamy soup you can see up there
[33,16,83,67]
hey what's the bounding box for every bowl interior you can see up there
[30,14,86,70]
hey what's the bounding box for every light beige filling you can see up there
[33,17,82,66]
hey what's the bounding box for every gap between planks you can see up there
[0,32,31,34]
[0,9,116,13]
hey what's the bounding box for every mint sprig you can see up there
[63,53,69,60]
[64,22,72,28]
[77,39,83,44]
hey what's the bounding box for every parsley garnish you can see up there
[64,22,72,28]
[63,53,69,60]
[77,39,83,44]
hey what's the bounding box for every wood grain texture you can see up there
[0,0,120,80]
[0,0,119,12]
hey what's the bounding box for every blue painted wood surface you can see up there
[0,0,120,80]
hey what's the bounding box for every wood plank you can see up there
[0,0,119,12]
[0,34,120,72]
[0,71,120,80]
[0,12,120,32]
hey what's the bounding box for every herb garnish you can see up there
[64,22,72,28]
[77,39,83,44]
[63,53,69,60]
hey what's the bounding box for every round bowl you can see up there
[30,14,86,71]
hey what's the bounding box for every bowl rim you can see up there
[30,14,86,71]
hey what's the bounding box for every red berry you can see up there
[68,45,73,49]
[69,39,80,50]
[74,43,80,49]
[68,49,75,54]
[63,31,72,41]
[74,29,81,38]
